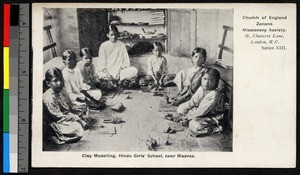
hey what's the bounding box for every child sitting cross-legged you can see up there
[77,48,115,94]
[165,68,225,131]
[76,47,97,87]
[43,67,89,145]
[139,42,173,89]
[167,47,207,106]
[61,50,105,110]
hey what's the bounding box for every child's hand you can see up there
[173,113,184,122]
[172,100,179,106]
[73,105,83,112]
[154,79,159,86]
[76,95,86,102]
[65,114,79,122]
[80,115,91,123]
[159,79,164,86]
[115,69,122,80]
[106,74,114,81]
[180,87,188,95]
[115,75,120,80]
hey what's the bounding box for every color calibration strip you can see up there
[3,4,10,173]
[3,4,29,173]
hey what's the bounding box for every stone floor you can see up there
[44,86,232,152]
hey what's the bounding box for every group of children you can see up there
[43,24,225,145]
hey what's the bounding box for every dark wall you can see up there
[77,9,108,57]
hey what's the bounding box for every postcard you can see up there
[32,3,296,168]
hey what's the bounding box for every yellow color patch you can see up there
[4,47,9,89]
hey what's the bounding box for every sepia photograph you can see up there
[42,7,233,152]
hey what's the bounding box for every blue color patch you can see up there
[3,133,10,173]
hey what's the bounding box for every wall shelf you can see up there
[112,23,165,26]
[110,9,165,12]
[109,9,168,52]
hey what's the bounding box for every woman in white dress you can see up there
[95,25,138,88]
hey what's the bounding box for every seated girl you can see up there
[139,42,173,88]
[61,50,105,109]
[77,47,97,87]
[43,67,89,145]
[166,68,224,124]
[168,47,207,106]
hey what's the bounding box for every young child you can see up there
[43,67,89,145]
[166,68,223,123]
[169,47,207,105]
[61,50,104,109]
[139,42,168,87]
[96,25,138,88]
[77,47,97,87]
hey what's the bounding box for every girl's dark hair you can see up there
[153,42,163,50]
[201,68,220,89]
[45,67,63,83]
[107,24,119,34]
[82,54,93,60]
[62,50,76,61]
[79,47,93,57]
[192,47,207,60]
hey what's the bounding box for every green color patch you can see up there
[3,90,9,132]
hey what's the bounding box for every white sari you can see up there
[96,40,137,80]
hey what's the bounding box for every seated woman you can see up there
[168,47,207,106]
[95,25,138,88]
[166,68,224,125]
[43,67,89,145]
